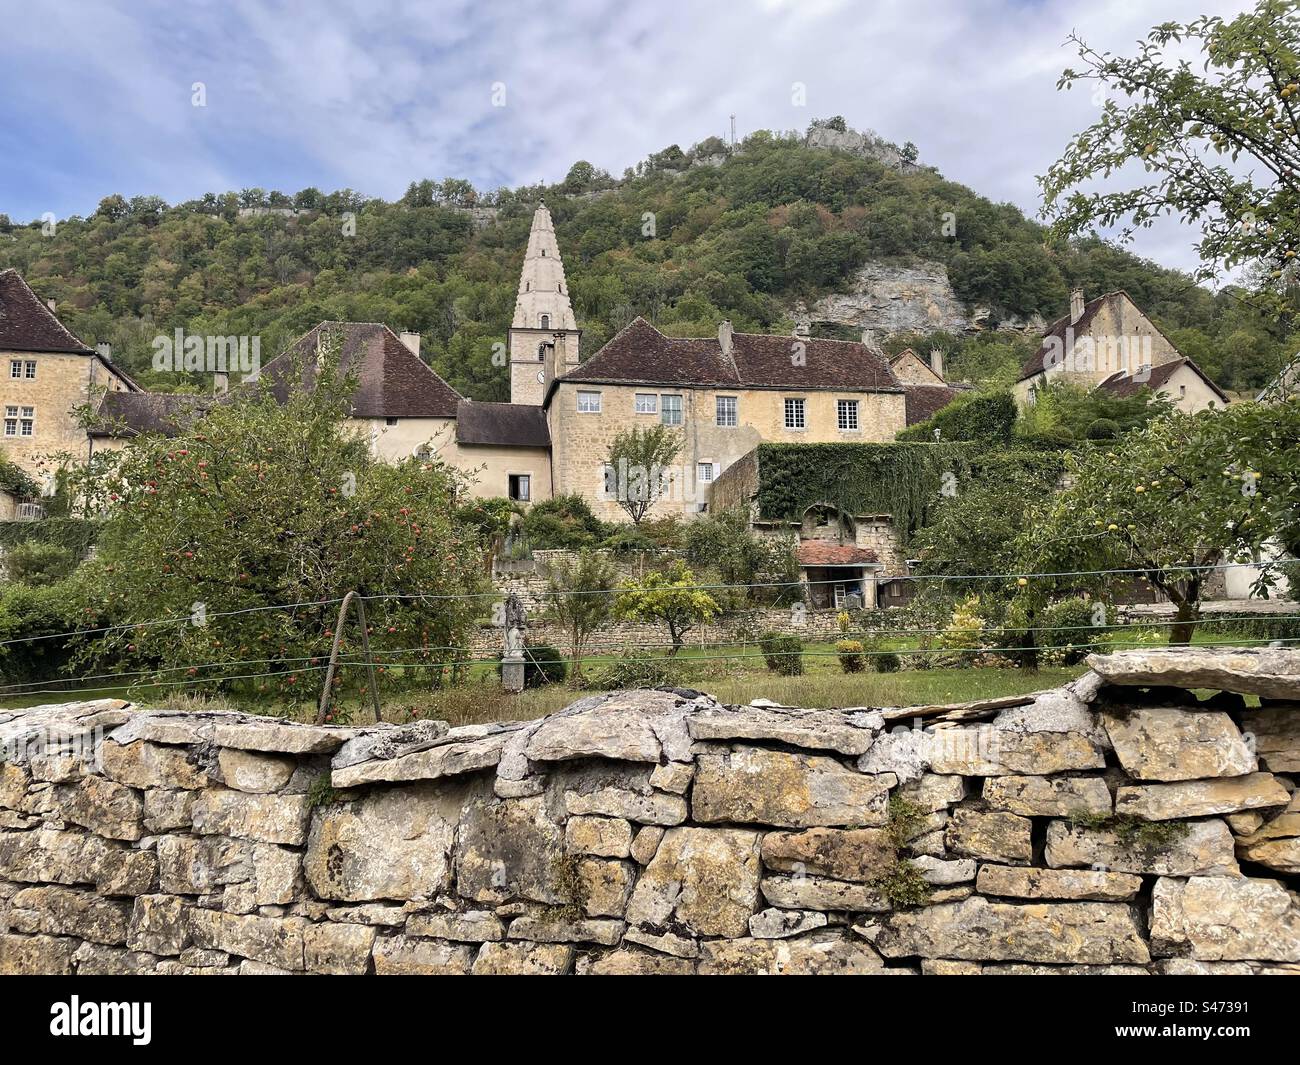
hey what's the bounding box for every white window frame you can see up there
[8,360,21,380]
[577,390,602,414]
[837,398,860,431]
[697,461,717,484]
[508,473,531,502]
[784,397,806,430]
[19,406,34,437]
[634,393,658,415]
[3,406,16,437]
[24,360,36,380]
[716,395,737,427]
[660,394,683,426]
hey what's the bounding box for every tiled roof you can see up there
[1097,358,1229,403]
[262,322,462,418]
[1018,291,1122,381]
[558,317,902,393]
[796,542,879,567]
[88,392,211,439]
[455,400,550,448]
[0,269,94,355]
[903,384,970,426]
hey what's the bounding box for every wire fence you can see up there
[0,554,1295,707]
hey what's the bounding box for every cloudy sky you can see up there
[0,0,1255,274]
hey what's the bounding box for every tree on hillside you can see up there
[1041,1,1300,302]
[68,338,488,713]
[614,561,720,656]
[1019,405,1297,643]
[545,549,616,681]
[605,424,682,525]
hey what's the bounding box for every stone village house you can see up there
[4,209,1230,608]
[1013,288,1228,413]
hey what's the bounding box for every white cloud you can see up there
[0,0,1259,273]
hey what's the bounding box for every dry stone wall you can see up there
[1,647,1299,975]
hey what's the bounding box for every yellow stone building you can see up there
[1014,288,1227,413]
[10,205,971,525]
[0,269,139,495]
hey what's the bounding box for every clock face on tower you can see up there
[536,370,545,383]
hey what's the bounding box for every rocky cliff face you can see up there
[1,647,1297,975]
[803,126,927,174]
[811,260,1046,341]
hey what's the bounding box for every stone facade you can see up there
[2,648,1298,975]
[549,379,907,522]
[1,350,133,484]
[1015,290,1183,401]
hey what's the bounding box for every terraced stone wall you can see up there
[1,647,1298,975]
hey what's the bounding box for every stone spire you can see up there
[511,203,577,331]
[509,203,581,405]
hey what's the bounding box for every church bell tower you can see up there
[509,203,581,405]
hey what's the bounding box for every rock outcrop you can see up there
[1,648,1298,975]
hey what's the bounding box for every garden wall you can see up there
[1,647,1298,975]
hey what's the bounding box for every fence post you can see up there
[316,591,384,725]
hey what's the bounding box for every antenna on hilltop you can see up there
[730,114,736,147]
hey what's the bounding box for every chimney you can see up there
[399,330,421,357]
[96,342,111,359]
[718,319,734,358]
[928,348,945,381]
[541,333,565,397]
[1070,288,1085,324]
[45,298,56,314]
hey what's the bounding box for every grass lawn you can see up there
[2,622,1267,725]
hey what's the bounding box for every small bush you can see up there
[1039,597,1110,665]
[758,631,803,675]
[3,541,78,586]
[835,639,865,673]
[597,654,671,689]
[516,641,567,688]
[1086,417,1120,440]
[873,650,902,673]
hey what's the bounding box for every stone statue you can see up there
[502,593,527,693]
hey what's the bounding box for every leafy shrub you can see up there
[3,541,79,586]
[835,639,865,673]
[517,641,567,688]
[0,581,82,684]
[520,494,606,550]
[758,631,803,675]
[940,595,986,651]
[1086,417,1120,440]
[1038,597,1110,665]
[597,654,671,689]
[897,390,1018,443]
[873,650,902,673]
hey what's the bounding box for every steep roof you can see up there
[455,400,551,448]
[88,392,211,439]
[1018,291,1123,381]
[262,322,462,418]
[0,269,94,355]
[512,204,578,332]
[903,384,972,426]
[558,317,902,393]
[1097,358,1230,404]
